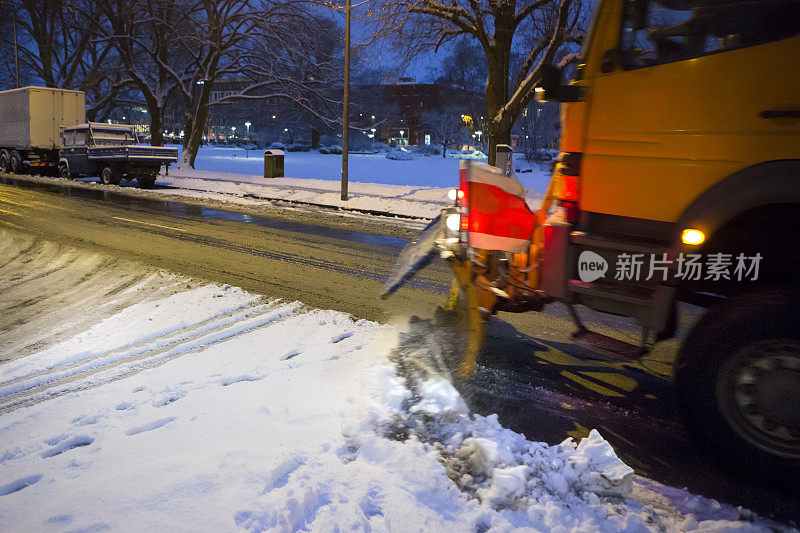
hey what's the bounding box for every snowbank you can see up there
[0,279,778,531]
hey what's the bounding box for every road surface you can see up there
[0,175,797,524]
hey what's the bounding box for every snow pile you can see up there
[0,280,779,531]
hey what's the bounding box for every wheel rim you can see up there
[717,338,800,459]
[10,153,20,173]
[60,165,69,179]
[101,167,111,184]
[0,154,8,172]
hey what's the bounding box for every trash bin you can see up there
[495,144,514,177]
[264,149,285,178]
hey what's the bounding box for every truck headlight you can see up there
[445,213,461,232]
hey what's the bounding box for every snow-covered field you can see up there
[0,232,783,532]
[147,146,549,220]
[180,145,553,193]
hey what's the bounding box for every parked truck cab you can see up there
[59,123,178,188]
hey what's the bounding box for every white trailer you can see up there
[0,86,86,173]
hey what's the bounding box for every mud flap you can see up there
[381,216,443,298]
[448,259,496,378]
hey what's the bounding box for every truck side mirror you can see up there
[536,64,583,103]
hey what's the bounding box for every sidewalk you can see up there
[158,166,544,220]
[158,167,452,219]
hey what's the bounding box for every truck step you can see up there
[568,279,654,307]
[570,231,667,255]
[571,329,648,359]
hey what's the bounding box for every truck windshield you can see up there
[621,0,800,69]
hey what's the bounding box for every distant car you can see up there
[58,123,178,188]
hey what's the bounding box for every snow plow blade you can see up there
[446,259,494,378]
[381,216,443,298]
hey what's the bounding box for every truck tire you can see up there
[9,151,22,174]
[59,163,74,180]
[137,175,156,189]
[675,287,800,486]
[100,166,120,186]
[0,150,9,173]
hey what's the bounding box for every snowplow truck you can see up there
[384,0,800,482]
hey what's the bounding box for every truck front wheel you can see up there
[59,163,74,180]
[675,288,800,485]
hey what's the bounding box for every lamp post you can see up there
[399,129,404,146]
[231,126,236,146]
[245,121,251,157]
[340,0,352,201]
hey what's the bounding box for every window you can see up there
[620,0,800,69]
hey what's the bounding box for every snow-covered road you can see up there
[0,230,786,531]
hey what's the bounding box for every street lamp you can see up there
[370,127,376,145]
[399,129,405,146]
[245,121,251,157]
[341,0,352,201]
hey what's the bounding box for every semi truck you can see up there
[0,87,177,187]
[385,0,800,483]
[0,86,85,173]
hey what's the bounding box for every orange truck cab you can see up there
[382,0,800,484]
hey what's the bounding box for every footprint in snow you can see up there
[41,435,95,458]
[125,417,175,436]
[220,374,263,386]
[359,484,386,519]
[330,332,353,344]
[263,454,307,493]
[46,514,73,526]
[281,350,300,361]
[0,475,42,496]
[152,390,186,407]
[115,401,135,411]
[72,413,103,426]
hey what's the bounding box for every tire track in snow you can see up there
[0,298,271,389]
[0,301,303,413]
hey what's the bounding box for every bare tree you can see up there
[2,0,123,117]
[97,0,190,146]
[370,0,584,165]
[515,100,559,160]
[132,0,343,168]
[421,105,468,157]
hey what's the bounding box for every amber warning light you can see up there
[681,228,706,246]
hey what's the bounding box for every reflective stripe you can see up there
[464,160,525,198]
[468,232,531,253]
